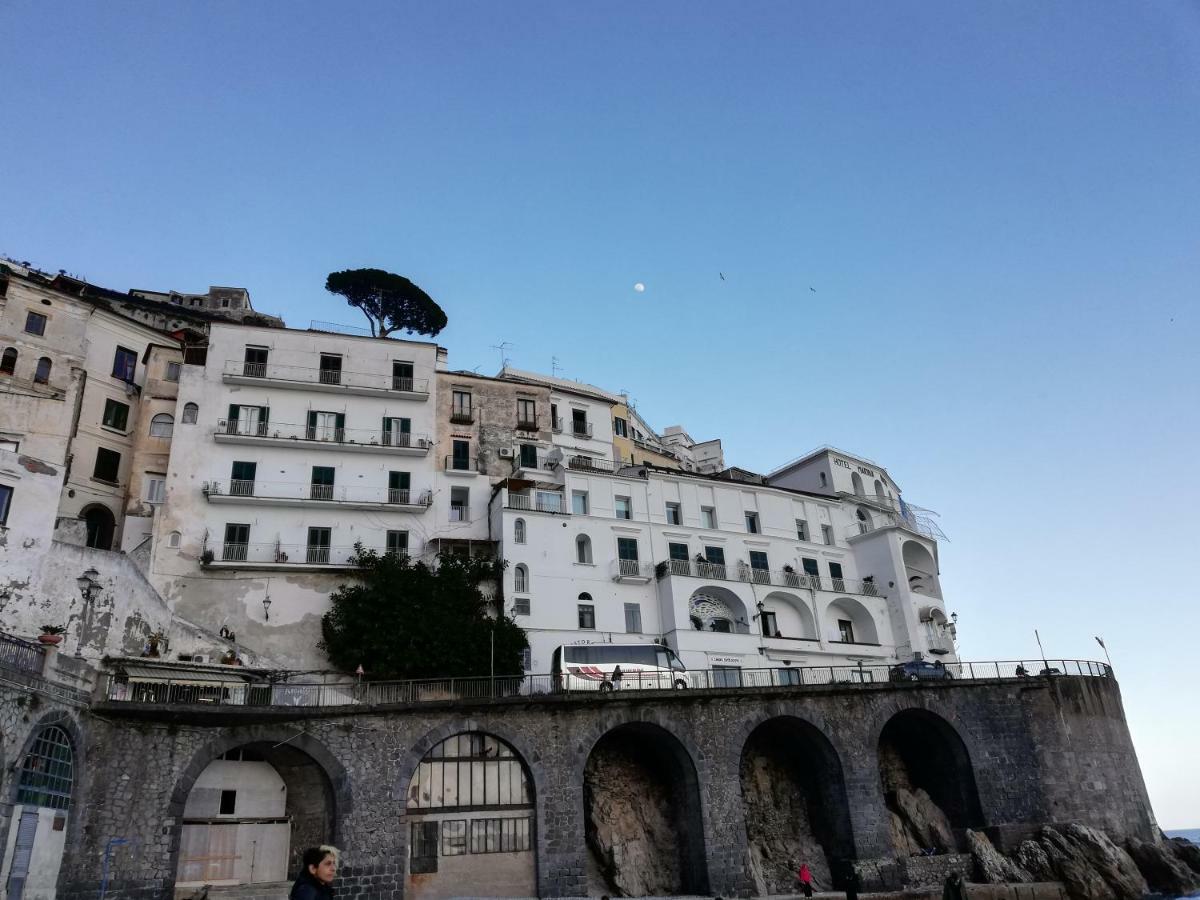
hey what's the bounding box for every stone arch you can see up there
[80,504,116,550]
[876,707,984,854]
[0,347,16,375]
[760,591,817,639]
[903,539,942,599]
[739,715,855,893]
[166,730,350,886]
[8,710,86,809]
[580,718,709,896]
[825,596,879,644]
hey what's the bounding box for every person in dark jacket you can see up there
[290,846,337,900]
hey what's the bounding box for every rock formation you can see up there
[965,829,1032,884]
[879,740,956,854]
[1167,836,1200,875]
[1126,837,1200,896]
[1005,825,1146,900]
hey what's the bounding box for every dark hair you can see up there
[302,847,331,871]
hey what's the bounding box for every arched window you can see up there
[17,725,74,810]
[818,472,828,488]
[181,402,199,424]
[0,347,16,375]
[33,357,51,384]
[514,564,528,593]
[578,592,592,603]
[874,479,885,499]
[168,531,182,548]
[149,413,174,437]
[575,534,592,564]
[514,518,526,544]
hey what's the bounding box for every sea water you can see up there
[1167,828,1200,844]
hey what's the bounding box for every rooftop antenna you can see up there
[490,341,514,373]
[551,356,562,378]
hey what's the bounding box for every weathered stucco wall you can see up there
[57,675,1155,900]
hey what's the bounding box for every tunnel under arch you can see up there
[583,722,708,897]
[740,717,854,893]
[174,741,335,888]
[878,709,984,855]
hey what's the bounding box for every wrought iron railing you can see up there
[505,493,568,514]
[204,480,432,507]
[0,632,44,675]
[215,419,430,450]
[657,559,880,596]
[444,455,482,473]
[223,360,429,395]
[98,659,1115,708]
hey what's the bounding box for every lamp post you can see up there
[75,567,101,658]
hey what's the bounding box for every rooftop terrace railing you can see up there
[99,659,1113,709]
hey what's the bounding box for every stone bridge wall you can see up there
[56,675,1154,900]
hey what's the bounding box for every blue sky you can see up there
[3,1,1198,827]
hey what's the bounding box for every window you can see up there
[802,557,820,579]
[383,416,412,447]
[451,439,471,471]
[93,447,121,483]
[745,511,759,534]
[388,471,411,504]
[318,353,342,384]
[181,402,199,424]
[838,619,856,643]
[167,530,181,548]
[760,611,779,637]
[450,485,469,521]
[614,496,631,520]
[521,648,532,672]
[665,502,681,525]
[0,439,16,453]
[578,603,596,629]
[227,404,268,436]
[551,403,560,430]
[819,472,828,488]
[149,413,174,437]
[514,518,526,544]
[16,725,73,810]
[112,346,137,381]
[24,311,47,336]
[33,357,51,384]
[306,527,332,563]
[410,821,439,873]
[613,416,627,438]
[470,817,532,854]
[668,542,689,569]
[572,490,589,515]
[519,443,538,468]
[617,537,639,562]
[102,399,130,430]
[165,361,181,382]
[624,603,642,633]
[701,506,716,529]
[219,790,237,815]
[0,348,15,375]
[822,524,834,546]
[310,465,336,500]
[829,562,845,590]
[575,534,592,564]
[704,545,726,568]
[307,410,344,442]
[0,484,11,525]
[517,398,537,428]
[451,390,472,421]
[224,523,251,559]
[230,461,257,494]
[243,346,268,377]
[145,475,166,504]
[749,550,769,571]
[514,564,528,593]
[392,360,414,391]
[514,597,530,616]
[796,519,808,542]
[387,530,409,555]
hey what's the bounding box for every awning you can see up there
[118,665,250,686]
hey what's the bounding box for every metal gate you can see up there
[7,810,39,900]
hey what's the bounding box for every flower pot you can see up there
[38,634,64,646]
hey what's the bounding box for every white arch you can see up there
[903,540,942,600]
[575,534,592,564]
[760,591,817,639]
[825,597,879,644]
[851,472,865,496]
[513,564,528,593]
[514,518,526,544]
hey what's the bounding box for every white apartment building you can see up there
[149,322,441,667]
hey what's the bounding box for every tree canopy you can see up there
[320,546,527,680]
[324,268,448,338]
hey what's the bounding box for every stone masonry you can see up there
[54,673,1154,900]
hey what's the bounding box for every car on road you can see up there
[889,659,953,682]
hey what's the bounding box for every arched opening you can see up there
[688,585,750,633]
[405,732,535,900]
[759,592,817,640]
[856,507,873,535]
[874,479,885,499]
[513,564,528,593]
[81,505,116,550]
[6,723,77,900]
[826,597,878,645]
[0,347,16,375]
[584,722,708,896]
[903,540,942,600]
[878,710,984,855]
[513,518,526,544]
[182,402,199,424]
[150,413,174,437]
[176,743,334,889]
[575,534,592,564]
[851,472,864,496]
[33,357,51,384]
[741,718,854,893]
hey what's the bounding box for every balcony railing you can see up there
[570,421,594,437]
[656,560,880,596]
[511,453,560,475]
[566,455,631,475]
[208,542,363,567]
[612,559,655,581]
[223,360,430,396]
[99,659,1117,709]
[505,493,568,514]
[215,419,430,451]
[444,455,483,473]
[515,416,539,431]
[0,631,44,675]
[449,408,474,424]
[449,506,470,523]
[204,480,433,507]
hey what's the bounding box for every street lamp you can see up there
[262,596,272,622]
[75,568,101,658]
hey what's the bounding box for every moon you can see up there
[633,283,645,293]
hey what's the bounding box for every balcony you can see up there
[444,455,483,476]
[505,492,568,515]
[203,480,433,512]
[449,506,470,523]
[515,416,540,432]
[611,559,655,583]
[551,416,563,433]
[510,453,562,482]
[565,455,637,476]
[569,421,594,438]
[204,542,362,571]
[449,408,475,425]
[213,420,431,456]
[222,360,429,400]
[655,559,881,596]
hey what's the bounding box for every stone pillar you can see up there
[842,743,894,860]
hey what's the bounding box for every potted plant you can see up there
[200,549,215,565]
[144,630,167,658]
[38,625,66,645]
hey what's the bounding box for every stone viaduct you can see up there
[44,671,1155,900]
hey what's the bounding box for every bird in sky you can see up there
[719,272,725,281]
[810,286,817,293]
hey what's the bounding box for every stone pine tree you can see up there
[324,268,448,338]
[319,546,527,679]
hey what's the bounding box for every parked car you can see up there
[889,660,953,682]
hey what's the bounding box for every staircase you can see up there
[176,882,291,900]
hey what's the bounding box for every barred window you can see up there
[441,819,467,856]
[407,732,532,811]
[470,817,532,854]
[17,725,74,810]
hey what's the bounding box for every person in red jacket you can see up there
[797,862,814,898]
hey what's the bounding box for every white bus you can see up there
[551,643,689,692]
